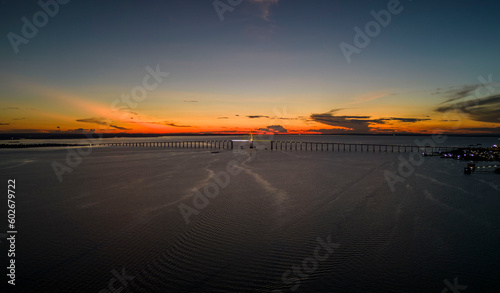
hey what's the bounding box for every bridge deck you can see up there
[269,141,456,153]
[0,140,462,153]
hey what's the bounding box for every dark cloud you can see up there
[435,94,500,123]
[63,128,100,134]
[310,109,430,133]
[2,107,19,110]
[184,100,198,103]
[383,117,431,123]
[76,118,109,125]
[310,109,376,133]
[0,123,10,125]
[66,128,90,133]
[12,118,26,120]
[77,118,131,131]
[247,115,270,119]
[164,122,191,128]
[267,125,287,133]
[109,125,131,130]
[272,116,302,120]
[217,117,229,119]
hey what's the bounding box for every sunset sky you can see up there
[1,0,500,135]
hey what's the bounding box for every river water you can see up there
[0,135,499,292]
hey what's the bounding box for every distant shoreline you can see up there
[0,133,499,141]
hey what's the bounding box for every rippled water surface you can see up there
[1,136,499,292]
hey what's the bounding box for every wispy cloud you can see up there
[250,0,279,21]
[272,116,304,120]
[164,123,191,128]
[247,115,270,119]
[76,117,109,125]
[184,100,198,103]
[385,117,430,123]
[435,94,500,123]
[109,125,131,131]
[434,84,480,104]
[76,117,132,130]
[434,82,500,104]
[351,90,392,104]
[148,121,192,128]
